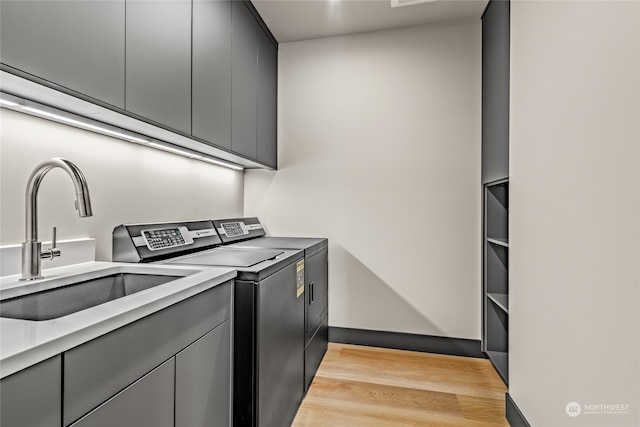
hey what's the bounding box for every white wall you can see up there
[245,21,481,339]
[509,1,639,425]
[0,108,243,261]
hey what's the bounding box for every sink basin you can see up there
[0,272,182,321]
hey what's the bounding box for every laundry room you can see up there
[0,1,638,426]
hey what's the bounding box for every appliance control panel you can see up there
[141,226,193,251]
[220,221,250,238]
[212,217,266,243]
[112,220,223,263]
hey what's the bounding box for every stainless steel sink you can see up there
[0,273,182,321]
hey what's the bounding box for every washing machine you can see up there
[112,220,305,427]
[211,217,328,391]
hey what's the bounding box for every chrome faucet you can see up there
[21,157,93,280]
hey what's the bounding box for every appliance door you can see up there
[234,260,305,427]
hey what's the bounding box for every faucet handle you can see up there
[41,226,61,261]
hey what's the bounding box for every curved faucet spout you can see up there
[25,157,93,242]
[22,157,93,280]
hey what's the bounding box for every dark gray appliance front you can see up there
[169,248,306,427]
[216,219,329,393]
[234,261,304,427]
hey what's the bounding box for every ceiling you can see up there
[251,0,489,43]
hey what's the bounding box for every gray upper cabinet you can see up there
[482,0,510,184]
[232,0,259,160]
[0,356,62,427]
[126,0,192,134]
[257,26,278,169]
[0,0,125,109]
[1,0,278,168]
[192,0,232,150]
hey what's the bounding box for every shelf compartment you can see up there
[485,299,508,354]
[487,293,509,313]
[486,243,508,295]
[485,182,508,241]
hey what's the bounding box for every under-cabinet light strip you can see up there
[147,143,244,170]
[22,106,148,143]
[0,93,244,171]
[0,98,19,107]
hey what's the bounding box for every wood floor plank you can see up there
[456,394,509,424]
[306,376,464,418]
[316,344,507,400]
[293,343,509,426]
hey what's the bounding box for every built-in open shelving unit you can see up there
[483,179,509,384]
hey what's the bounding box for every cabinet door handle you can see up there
[309,282,314,304]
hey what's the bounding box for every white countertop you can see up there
[0,262,236,379]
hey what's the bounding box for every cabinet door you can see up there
[306,248,329,334]
[481,0,510,184]
[231,0,258,159]
[257,27,278,168]
[192,0,232,150]
[176,320,232,427]
[126,0,191,134]
[64,281,231,425]
[0,356,61,427]
[0,0,125,108]
[70,358,174,427]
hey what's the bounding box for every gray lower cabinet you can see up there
[0,0,125,108]
[64,280,232,426]
[232,0,259,160]
[176,321,232,427]
[192,0,232,150]
[0,356,62,427]
[70,358,175,427]
[256,25,278,169]
[126,0,192,134]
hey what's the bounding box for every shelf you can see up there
[487,237,509,247]
[485,177,509,187]
[487,351,509,385]
[483,179,509,387]
[487,293,509,313]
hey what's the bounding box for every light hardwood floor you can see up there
[293,343,509,427]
